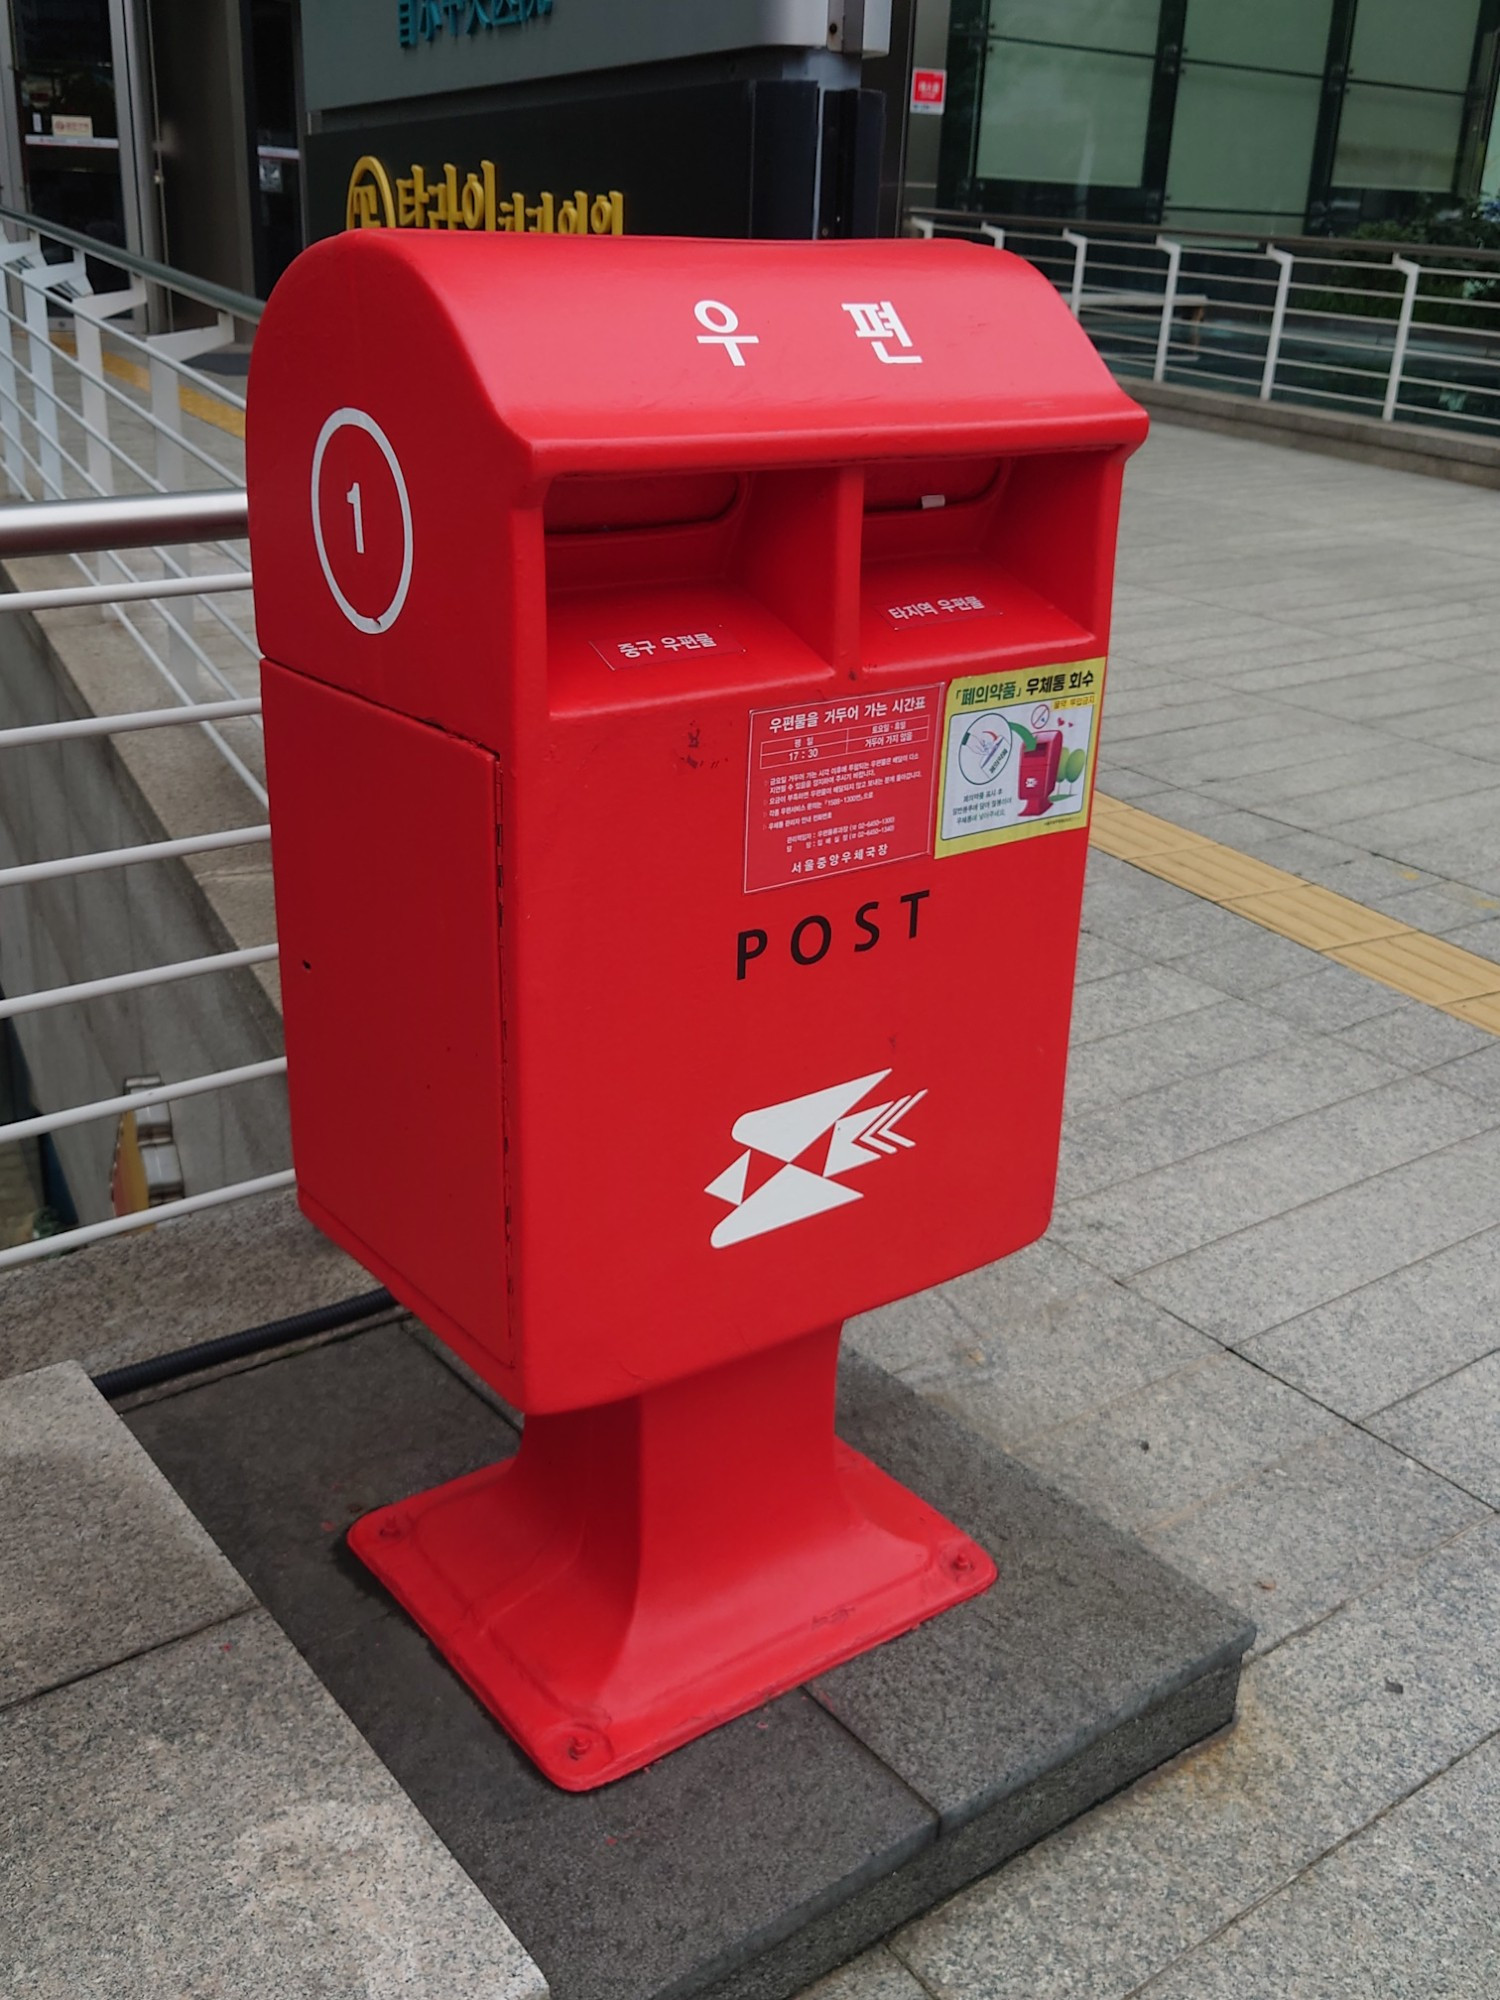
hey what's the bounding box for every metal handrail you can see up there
[0,1172,297,1272]
[0,488,248,555]
[909,208,1500,442]
[0,226,276,1270]
[0,1058,287,1146]
[0,202,265,321]
[909,205,1500,266]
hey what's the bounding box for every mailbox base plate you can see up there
[348,1324,995,1789]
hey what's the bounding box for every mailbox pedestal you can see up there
[248,232,1146,1789]
[356,1325,983,1785]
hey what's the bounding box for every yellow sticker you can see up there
[935,660,1104,858]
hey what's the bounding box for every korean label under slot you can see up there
[882,591,996,630]
[592,626,745,669]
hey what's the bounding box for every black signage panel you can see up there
[305,80,825,244]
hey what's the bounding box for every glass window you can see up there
[1161,206,1312,233]
[977,41,1156,187]
[1348,0,1480,95]
[1334,82,1467,190]
[1166,65,1325,217]
[12,0,112,69]
[1180,0,1333,76]
[990,0,1162,57]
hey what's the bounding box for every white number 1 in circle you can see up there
[345,481,364,555]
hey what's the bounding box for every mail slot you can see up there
[247,232,1148,1789]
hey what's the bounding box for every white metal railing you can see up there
[0,944,279,1021]
[0,212,263,803]
[0,211,280,1272]
[0,1173,297,1271]
[0,1059,287,1147]
[0,498,278,1265]
[909,209,1500,440]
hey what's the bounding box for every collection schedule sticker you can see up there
[935,660,1104,858]
[745,689,941,893]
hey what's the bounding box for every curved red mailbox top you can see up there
[251,232,1146,1413]
[249,232,1145,751]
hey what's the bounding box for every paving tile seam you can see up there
[1075,1116,1500,1305]
[882,1941,944,2000]
[1158,1507,1497,1670]
[1114,1127,1500,1312]
[1006,1350,1262,1489]
[993,1265,1452,1521]
[1231,1314,1500,1430]
[1131,1343,1500,1644]
[1091,797,1500,1032]
[0,1604,256,1722]
[1357,1340,1500,1429]
[1116,1719,1500,2000]
[802,1690,945,1834]
[1058,1008,1318,1099]
[1055,1066,1491,1247]
[997,1313,1494,1563]
[1155,1251,1499,1432]
[1337,1433,1500,1523]
[108,1314,409,1417]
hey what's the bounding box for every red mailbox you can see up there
[247,233,1147,1789]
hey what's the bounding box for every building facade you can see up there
[0,0,298,294]
[0,1,895,298]
[299,1,888,249]
[7,1,1494,304]
[931,0,1500,236]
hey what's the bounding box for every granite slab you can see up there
[0,1610,548,2000]
[0,1186,366,1383]
[0,1361,252,1709]
[125,1320,1252,2000]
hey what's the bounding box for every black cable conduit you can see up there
[90,1287,396,1399]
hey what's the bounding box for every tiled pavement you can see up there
[818,424,1500,1999]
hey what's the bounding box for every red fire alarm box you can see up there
[247,232,1147,1789]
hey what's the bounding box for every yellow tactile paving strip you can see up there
[50,334,246,441]
[1090,795,1500,1037]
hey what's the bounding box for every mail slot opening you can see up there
[864,456,1005,514]
[858,449,1121,676]
[545,466,851,713]
[544,470,743,535]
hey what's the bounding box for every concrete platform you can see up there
[0,1361,547,2000]
[124,1321,1252,2000]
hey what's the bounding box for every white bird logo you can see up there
[705,1068,926,1248]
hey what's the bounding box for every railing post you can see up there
[1060,228,1088,314]
[0,237,40,494]
[146,312,235,488]
[1153,236,1182,383]
[1384,255,1421,423]
[145,312,236,633]
[1260,246,1295,401]
[73,282,147,498]
[17,257,89,496]
[978,223,1005,249]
